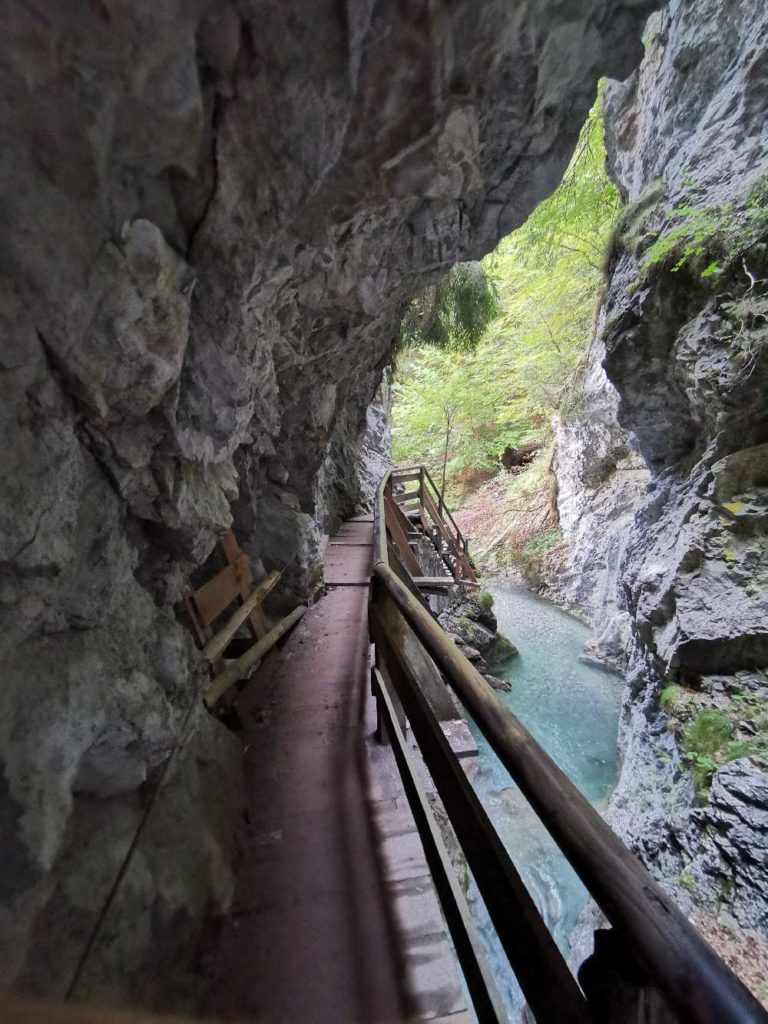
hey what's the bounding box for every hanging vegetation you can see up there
[400,260,502,351]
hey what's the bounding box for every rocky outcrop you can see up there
[554,322,650,668]
[0,0,657,1006]
[564,0,768,960]
[439,592,518,689]
[355,370,393,512]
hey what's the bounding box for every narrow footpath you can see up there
[203,516,426,1023]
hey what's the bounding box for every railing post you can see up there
[370,582,407,745]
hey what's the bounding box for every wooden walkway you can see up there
[203,517,414,1023]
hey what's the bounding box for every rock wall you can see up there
[355,369,393,513]
[0,0,657,1007]
[562,0,768,966]
[554,318,650,668]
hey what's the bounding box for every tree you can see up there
[400,261,501,351]
[392,89,620,502]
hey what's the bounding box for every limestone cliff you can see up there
[0,0,657,1007]
[560,0,768,965]
[554,320,650,668]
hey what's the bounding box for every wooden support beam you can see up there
[394,489,420,503]
[205,606,306,705]
[384,493,423,577]
[220,530,269,638]
[201,570,281,664]
[391,470,421,484]
[191,555,252,627]
[413,577,479,589]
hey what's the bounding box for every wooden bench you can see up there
[185,530,305,708]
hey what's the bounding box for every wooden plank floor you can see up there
[203,518,410,1023]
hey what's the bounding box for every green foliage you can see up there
[517,97,621,272]
[391,346,525,501]
[660,684,683,710]
[393,91,618,504]
[726,738,768,762]
[664,685,768,796]
[639,171,768,280]
[679,872,697,894]
[682,710,732,793]
[522,529,562,559]
[400,261,501,352]
[685,752,719,793]
[642,203,729,275]
[683,711,732,756]
[478,591,495,613]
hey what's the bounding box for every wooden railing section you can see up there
[386,465,477,587]
[370,467,768,1024]
[184,530,305,709]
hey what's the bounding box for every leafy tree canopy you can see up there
[400,260,501,351]
[392,89,619,502]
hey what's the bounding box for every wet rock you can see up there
[0,0,657,1003]
[704,759,768,920]
[457,644,485,664]
[483,674,513,693]
[355,370,392,513]
[438,593,518,669]
[553,324,650,670]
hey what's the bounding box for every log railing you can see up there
[370,467,768,1024]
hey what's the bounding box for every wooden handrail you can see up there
[391,464,475,583]
[371,667,508,1023]
[371,582,589,1023]
[371,465,768,1024]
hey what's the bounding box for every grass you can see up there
[683,710,732,756]
[660,684,683,710]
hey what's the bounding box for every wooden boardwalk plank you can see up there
[324,541,372,585]
[203,523,407,1024]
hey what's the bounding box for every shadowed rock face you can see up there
[560,0,768,953]
[0,0,656,1007]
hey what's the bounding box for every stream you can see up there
[464,579,623,1020]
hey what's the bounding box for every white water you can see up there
[464,579,623,1020]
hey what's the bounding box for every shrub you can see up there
[682,710,733,794]
[683,710,732,756]
[685,753,719,793]
[478,591,494,613]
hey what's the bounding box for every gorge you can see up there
[1,0,767,1019]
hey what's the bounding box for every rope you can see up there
[64,549,299,998]
[65,687,201,1000]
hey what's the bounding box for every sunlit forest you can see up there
[392,94,619,568]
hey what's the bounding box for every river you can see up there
[464,579,623,1020]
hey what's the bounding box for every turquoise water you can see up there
[464,580,623,1020]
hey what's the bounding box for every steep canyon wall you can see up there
[0,0,657,1007]
[558,0,768,956]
